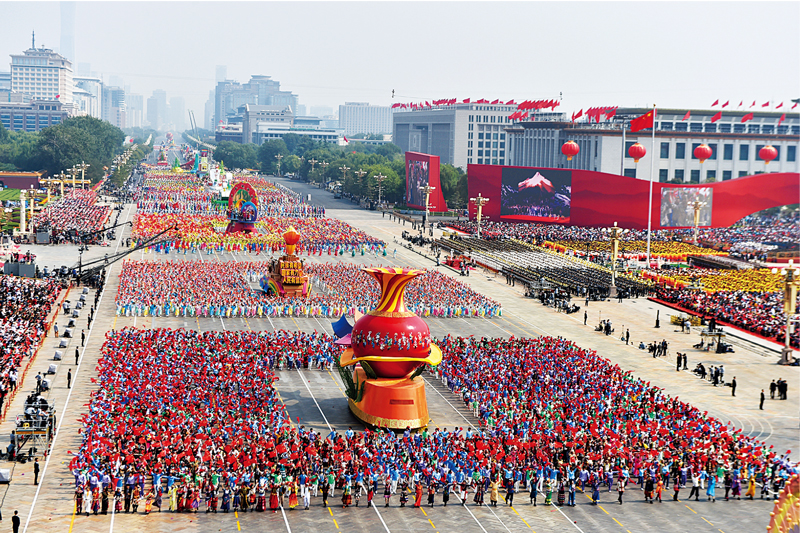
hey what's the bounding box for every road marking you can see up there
[235,510,241,530]
[549,502,586,532]
[421,376,478,431]
[279,504,292,532]
[449,493,489,533]
[421,507,428,516]
[67,502,77,533]
[702,517,714,526]
[512,506,533,529]
[613,517,624,527]
[685,504,697,514]
[598,504,610,515]
[428,518,437,529]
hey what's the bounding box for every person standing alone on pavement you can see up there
[760,389,765,410]
[34,458,40,484]
[81,329,86,347]
[12,510,21,533]
[731,377,737,397]
[67,368,72,389]
[75,347,80,366]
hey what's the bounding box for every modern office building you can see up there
[338,102,392,136]
[101,85,126,128]
[10,36,74,107]
[0,72,10,91]
[0,99,68,132]
[146,89,168,130]
[60,2,76,62]
[215,75,298,126]
[392,102,540,169]
[204,90,215,130]
[252,123,340,146]
[505,108,800,182]
[73,76,102,119]
[239,104,293,144]
[127,93,143,128]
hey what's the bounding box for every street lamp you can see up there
[418,185,435,229]
[374,172,387,206]
[771,260,799,365]
[469,193,490,239]
[19,190,26,234]
[307,158,318,182]
[275,154,283,176]
[73,161,90,189]
[604,221,627,297]
[690,200,708,246]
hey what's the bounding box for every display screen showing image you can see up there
[660,187,713,227]
[406,159,429,207]
[500,168,571,222]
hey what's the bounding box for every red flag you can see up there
[682,111,691,121]
[711,99,719,107]
[630,109,656,132]
[605,108,616,120]
[571,109,583,122]
[776,102,783,109]
[738,101,743,107]
[741,113,754,123]
[505,100,515,105]
[778,113,786,126]
[391,103,401,109]
[343,136,349,143]
[462,98,470,103]
[711,111,722,123]
[750,101,756,108]
[722,101,729,108]
[491,99,499,104]
[762,101,770,107]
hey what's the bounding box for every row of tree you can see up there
[0,117,127,183]
[210,134,469,208]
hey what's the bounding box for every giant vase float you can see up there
[337,267,441,429]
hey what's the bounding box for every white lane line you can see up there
[550,502,587,532]
[293,365,333,433]
[450,492,489,533]
[421,376,478,431]
[23,282,110,532]
[483,503,514,533]
[279,503,293,532]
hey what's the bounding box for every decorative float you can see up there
[334,267,442,429]
[260,226,309,298]
[225,181,259,234]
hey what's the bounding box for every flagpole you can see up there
[620,124,626,177]
[646,104,657,267]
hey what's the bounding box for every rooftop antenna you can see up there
[32,30,35,49]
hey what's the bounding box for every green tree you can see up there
[213,141,258,170]
[257,139,289,174]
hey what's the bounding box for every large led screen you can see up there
[660,187,713,227]
[406,159,429,207]
[500,167,571,223]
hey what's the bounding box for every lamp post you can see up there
[690,200,708,246]
[307,158,318,182]
[772,260,799,365]
[605,221,627,298]
[320,161,329,186]
[19,190,26,234]
[74,161,90,189]
[274,154,283,176]
[55,172,67,196]
[339,165,350,190]
[469,193,490,239]
[374,172,387,206]
[418,185,435,229]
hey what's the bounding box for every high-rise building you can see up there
[0,72,11,91]
[10,33,74,107]
[73,76,102,118]
[215,75,298,125]
[239,104,294,144]
[147,90,167,130]
[215,65,227,83]
[127,93,143,128]
[295,104,306,117]
[0,98,68,132]
[204,90,215,130]
[339,102,392,136]
[101,85,126,128]
[169,96,185,132]
[60,2,76,62]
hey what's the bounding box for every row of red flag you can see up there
[626,109,788,132]
[711,99,797,110]
[391,97,518,110]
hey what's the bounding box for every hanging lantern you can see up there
[628,142,647,163]
[693,144,713,163]
[561,140,580,161]
[759,145,778,165]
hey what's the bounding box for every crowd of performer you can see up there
[0,276,62,410]
[113,261,500,319]
[68,328,795,518]
[30,189,111,237]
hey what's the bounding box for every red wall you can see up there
[467,164,800,230]
[406,152,447,212]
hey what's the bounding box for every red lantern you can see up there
[693,144,713,163]
[628,142,647,163]
[561,140,580,161]
[759,145,778,165]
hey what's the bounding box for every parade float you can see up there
[225,181,259,234]
[260,226,309,298]
[333,267,442,429]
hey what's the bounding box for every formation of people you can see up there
[114,260,500,319]
[69,328,796,520]
[30,189,111,236]
[0,276,62,415]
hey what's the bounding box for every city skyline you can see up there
[0,2,797,131]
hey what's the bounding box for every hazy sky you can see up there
[1,1,798,124]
